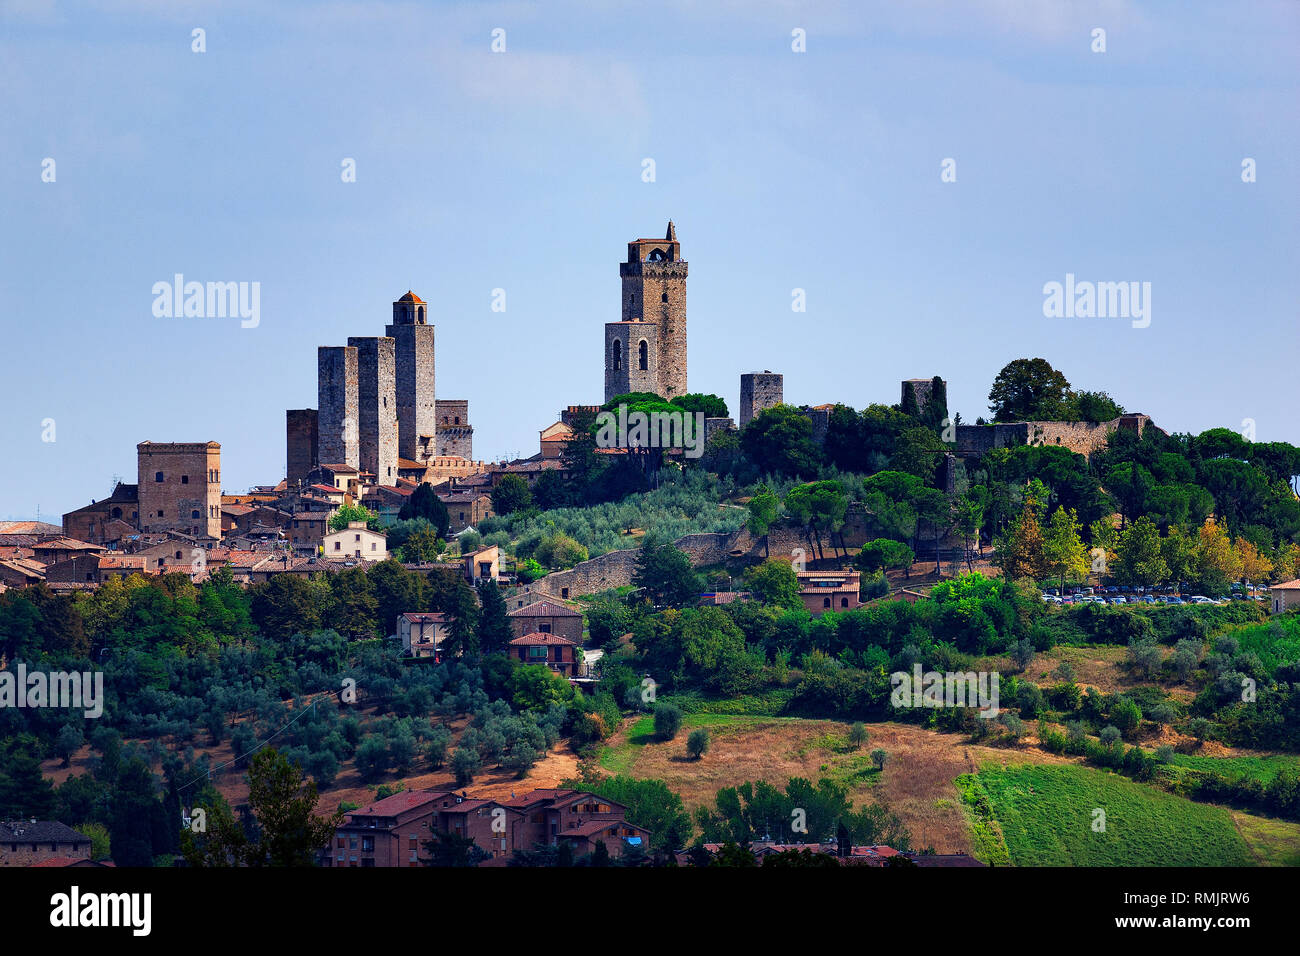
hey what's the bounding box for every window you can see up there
[157,510,164,517]
[111,507,122,519]
[191,510,200,519]
[661,292,668,302]
[823,597,831,608]
[155,472,164,482]
[334,541,341,551]
[638,339,648,370]
[528,646,547,659]
[539,623,552,633]
[841,597,849,608]
[611,339,622,371]
[181,475,189,484]
[418,306,425,322]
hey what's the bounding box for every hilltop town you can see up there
[2,223,1300,872]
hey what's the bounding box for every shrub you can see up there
[848,722,869,750]
[686,728,710,760]
[653,703,683,741]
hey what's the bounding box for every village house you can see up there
[797,569,863,615]
[507,599,583,642]
[322,521,387,560]
[0,821,93,867]
[396,611,451,659]
[1271,579,1300,615]
[461,545,499,585]
[508,632,581,677]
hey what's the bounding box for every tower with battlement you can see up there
[740,371,783,427]
[605,221,687,401]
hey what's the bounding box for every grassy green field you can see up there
[1166,753,1300,785]
[957,763,1256,866]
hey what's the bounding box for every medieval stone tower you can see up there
[740,371,783,427]
[317,345,359,468]
[605,221,687,402]
[348,336,398,483]
[385,292,437,464]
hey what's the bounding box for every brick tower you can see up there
[385,292,436,465]
[606,221,687,401]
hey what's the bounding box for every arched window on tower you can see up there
[638,339,648,370]
[611,339,622,372]
[661,292,668,303]
[418,306,425,323]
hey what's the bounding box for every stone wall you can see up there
[953,413,1155,459]
[604,321,660,401]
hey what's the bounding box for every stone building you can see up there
[605,221,687,401]
[62,482,139,544]
[348,336,399,485]
[434,399,473,459]
[137,441,222,538]
[285,409,318,484]
[739,371,783,427]
[318,346,359,470]
[0,821,92,867]
[385,292,437,465]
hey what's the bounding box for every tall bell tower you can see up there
[612,221,687,399]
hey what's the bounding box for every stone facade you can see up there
[606,221,687,400]
[386,292,437,465]
[604,320,660,400]
[137,442,221,538]
[739,371,783,427]
[285,409,318,485]
[434,399,473,459]
[318,346,359,469]
[348,336,398,485]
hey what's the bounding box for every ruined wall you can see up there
[954,414,1153,459]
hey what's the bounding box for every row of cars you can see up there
[1040,584,1266,607]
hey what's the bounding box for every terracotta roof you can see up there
[508,600,581,618]
[318,463,358,474]
[510,632,578,647]
[397,291,425,304]
[1271,579,1300,590]
[0,521,63,535]
[501,789,576,808]
[350,789,447,818]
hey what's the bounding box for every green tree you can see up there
[328,501,380,533]
[476,579,512,654]
[399,483,451,539]
[988,358,1073,422]
[746,484,782,557]
[848,723,869,750]
[744,558,800,609]
[632,538,701,607]
[1115,517,1169,588]
[490,474,534,516]
[784,480,849,560]
[870,748,888,771]
[1042,506,1089,591]
[740,405,823,478]
[653,703,683,740]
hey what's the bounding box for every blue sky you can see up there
[2,0,1297,520]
